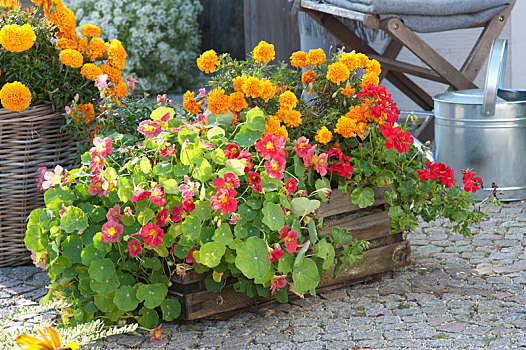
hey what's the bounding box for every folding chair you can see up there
[297,0,515,139]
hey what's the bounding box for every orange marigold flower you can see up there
[49,3,76,35]
[108,80,128,99]
[80,23,101,38]
[196,49,219,74]
[326,61,350,85]
[107,39,126,70]
[90,123,103,142]
[242,76,262,99]
[361,73,380,90]
[366,59,381,77]
[355,52,369,68]
[100,63,122,84]
[2,0,20,10]
[183,91,202,114]
[253,40,275,63]
[276,108,302,127]
[340,85,356,97]
[265,115,289,140]
[290,51,308,68]
[59,49,83,68]
[229,92,248,113]
[57,37,77,51]
[81,63,103,81]
[0,23,36,53]
[31,0,61,16]
[0,81,32,112]
[75,103,95,124]
[233,76,246,92]
[335,116,366,138]
[260,79,277,100]
[339,52,358,71]
[279,91,298,110]
[306,48,326,66]
[302,70,315,86]
[84,37,107,61]
[315,126,333,145]
[207,87,230,115]
[345,105,366,122]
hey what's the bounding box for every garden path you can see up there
[1,201,525,349]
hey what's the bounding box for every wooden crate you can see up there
[170,189,411,320]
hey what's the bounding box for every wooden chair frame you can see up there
[297,0,515,112]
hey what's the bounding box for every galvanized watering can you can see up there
[433,39,526,201]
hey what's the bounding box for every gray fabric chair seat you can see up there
[319,0,510,32]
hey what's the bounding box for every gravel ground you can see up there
[1,201,525,349]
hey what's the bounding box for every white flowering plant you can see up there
[68,0,202,93]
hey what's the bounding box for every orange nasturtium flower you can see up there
[0,81,32,112]
[196,49,219,74]
[15,327,79,350]
[0,23,36,53]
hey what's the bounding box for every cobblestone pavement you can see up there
[1,202,525,349]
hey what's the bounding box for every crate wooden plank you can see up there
[320,208,392,241]
[317,188,386,218]
[174,240,410,320]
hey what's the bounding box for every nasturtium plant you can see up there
[26,41,495,331]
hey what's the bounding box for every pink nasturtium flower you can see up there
[92,137,113,157]
[126,76,138,90]
[224,143,241,159]
[313,153,329,176]
[179,175,200,198]
[106,204,122,222]
[285,178,298,197]
[149,184,166,206]
[88,176,110,197]
[95,74,108,90]
[150,324,163,342]
[128,240,142,257]
[294,136,312,158]
[270,275,287,294]
[264,156,286,180]
[133,223,165,247]
[130,187,151,202]
[137,120,162,138]
[101,220,124,243]
[210,187,238,215]
[255,134,286,160]
[40,165,65,191]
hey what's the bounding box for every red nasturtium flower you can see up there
[171,204,184,222]
[249,171,261,185]
[156,207,168,226]
[150,324,163,342]
[130,187,151,202]
[255,133,286,160]
[160,145,175,158]
[210,187,238,215]
[238,151,254,172]
[101,220,123,243]
[264,156,286,180]
[285,178,297,197]
[183,197,195,212]
[106,204,122,222]
[279,225,290,239]
[269,247,285,263]
[133,223,165,247]
[224,143,241,159]
[270,275,287,294]
[128,240,142,257]
[213,172,240,194]
[186,247,197,264]
[284,230,299,253]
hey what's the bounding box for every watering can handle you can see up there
[482,38,508,117]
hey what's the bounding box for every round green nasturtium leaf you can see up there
[199,242,226,268]
[90,274,120,295]
[290,197,321,218]
[88,258,115,282]
[61,235,83,264]
[82,300,98,314]
[182,215,201,240]
[292,258,320,296]
[136,284,165,309]
[207,126,225,140]
[213,225,233,246]
[235,237,271,280]
[60,207,88,233]
[192,158,213,182]
[90,206,107,223]
[44,187,75,212]
[150,106,175,121]
[113,286,139,312]
[49,256,71,276]
[161,299,182,321]
[262,202,285,231]
[138,307,159,329]
[94,293,116,313]
[93,232,109,252]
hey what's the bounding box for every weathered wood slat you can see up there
[317,188,386,218]
[172,240,410,320]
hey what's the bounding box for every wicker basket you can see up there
[0,105,77,267]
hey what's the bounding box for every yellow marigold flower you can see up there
[265,115,289,140]
[233,76,246,92]
[183,91,201,114]
[260,79,277,100]
[81,63,103,81]
[361,73,380,90]
[253,40,275,63]
[107,39,126,70]
[207,87,230,115]
[290,51,308,68]
[366,59,381,77]
[315,126,333,145]
[49,3,76,35]
[83,37,107,61]
[242,76,262,99]
[276,108,302,127]
[0,81,32,112]
[306,48,326,66]
[279,90,298,110]
[229,91,248,113]
[335,116,364,138]
[56,37,77,51]
[340,85,356,97]
[339,52,358,71]
[326,61,350,85]
[302,70,315,86]
[0,23,36,53]
[59,49,83,68]
[355,52,369,68]
[80,23,101,38]
[196,49,219,74]
[100,63,122,83]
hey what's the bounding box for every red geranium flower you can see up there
[462,168,483,193]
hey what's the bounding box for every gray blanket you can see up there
[317,0,510,32]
